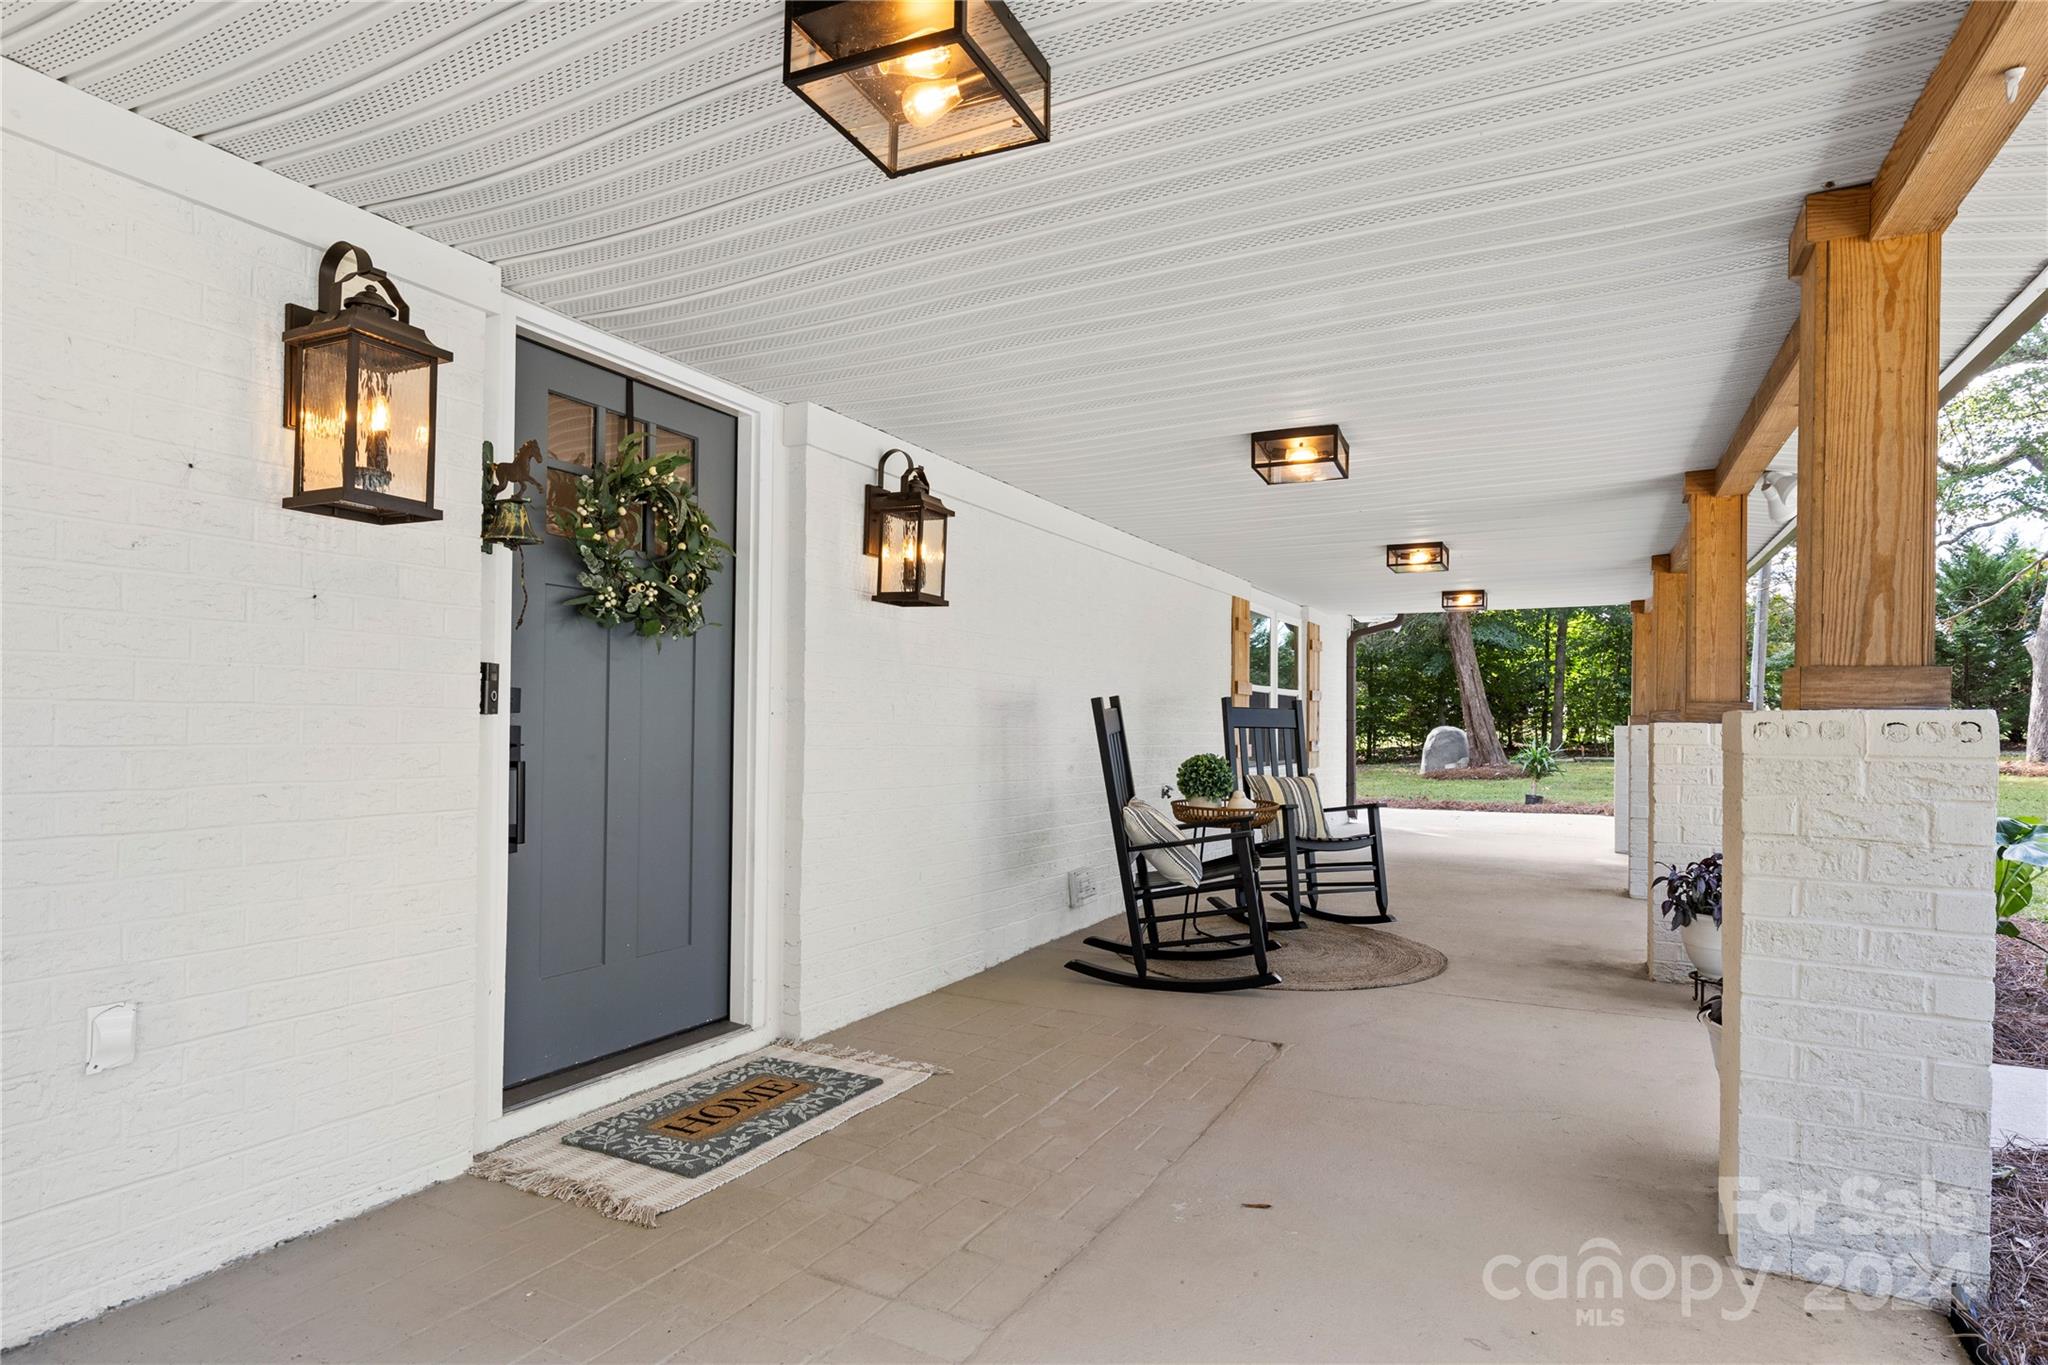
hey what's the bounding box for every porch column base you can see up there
[1647,721,1722,983]
[1781,665,1951,710]
[1680,699,1752,723]
[1719,710,1996,1307]
[1612,725,1630,855]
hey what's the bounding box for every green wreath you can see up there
[551,431,730,640]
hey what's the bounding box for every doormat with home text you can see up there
[470,1043,941,1225]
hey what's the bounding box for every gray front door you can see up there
[504,340,735,1089]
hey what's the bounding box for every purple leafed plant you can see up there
[1651,853,1723,929]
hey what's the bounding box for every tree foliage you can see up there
[1937,536,2045,742]
[1353,605,1632,757]
[1939,322,2048,546]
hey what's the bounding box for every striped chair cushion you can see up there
[1249,772,1329,842]
[1121,799,1204,889]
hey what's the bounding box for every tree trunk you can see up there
[1445,611,1508,767]
[1550,607,1571,749]
[2028,585,2048,763]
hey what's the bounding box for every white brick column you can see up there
[1719,711,1998,1307]
[1626,724,1650,900]
[1647,721,1722,983]
[1613,725,1630,855]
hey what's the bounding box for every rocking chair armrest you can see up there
[1323,801,1383,815]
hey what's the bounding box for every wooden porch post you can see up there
[1780,187,1949,708]
[1628,599,1651,722]
[1680,471,1750,720]
[1648,555,1688,719]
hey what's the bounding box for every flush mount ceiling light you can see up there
[1386,542,1449,573]
[1442,589,1488,612]
[1248,424,1349,485]
[783,1,1050,179]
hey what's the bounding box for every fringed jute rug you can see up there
[471,1042,941,1225]
[1158,919,1448,991]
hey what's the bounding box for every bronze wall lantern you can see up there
[1441,589,1488,611]
[282,242,452,524]
[783,1,1050,178]
[1386,542,1449,573]
[863,449,953,606]
[1249,424,1349,485]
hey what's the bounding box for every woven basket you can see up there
[1171,798,1281,829]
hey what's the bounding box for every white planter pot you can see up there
[1703,1015,1722,1074]
[1680,916,1723,981]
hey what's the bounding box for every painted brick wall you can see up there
[1718,710,1998,1306]
[781,405,1324,1036]
[1,133,487,1342]
[1613,725,1629,856]
[1626,724,1650,900]
[1647,721,1721,983]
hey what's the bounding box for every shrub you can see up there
[1517,740,1564,786]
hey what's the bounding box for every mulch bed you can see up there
[1997,919,2048,1070]
[1986,1140,2047,1365]
[1371,797,1614,816]
[1999,759,2048,779]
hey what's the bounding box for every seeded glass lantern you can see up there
[282,242,452,524]
[1386,542,1450,573]
[784,1,1051,178]
[1442,589,1488,611]
[1249,424,1349,485]
[863,449,953,606]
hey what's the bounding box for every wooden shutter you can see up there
[1230,596,1253,705]
[1303,621,1323,763]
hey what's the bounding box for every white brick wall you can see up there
[781,405,1328,1036]
[1613,725,1629,855]
[2,131,487,1342]
[1626,724,1650,900]
[1719,710,1998,1307]
[1647,721,1721,983]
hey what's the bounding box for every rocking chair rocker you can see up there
[1222,699,1394,925]
[1062,696,1282,992]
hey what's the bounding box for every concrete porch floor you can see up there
[8,811,1962,1364]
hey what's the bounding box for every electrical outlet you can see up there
[1067,868,1099,909]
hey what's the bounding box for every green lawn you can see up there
[1353,757,2048,818]
[1353,758,1617,807]
[2003,773,2047,821]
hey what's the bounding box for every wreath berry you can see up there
[551,431,730,641]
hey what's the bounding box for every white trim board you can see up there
[471,297,791,1152]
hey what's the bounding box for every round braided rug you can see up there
[1159,919,1447,991]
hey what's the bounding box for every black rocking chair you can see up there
[1063,696,1282,992]
[1222,699,1394,925]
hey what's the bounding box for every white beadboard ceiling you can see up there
[7,0,2044,613]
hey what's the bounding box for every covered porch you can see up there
[3,0,2045,1359]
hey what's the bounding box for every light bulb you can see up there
[1408,549,1430,565]
[884,46,950,79]
[902,81,961,127]
[1287,442,1313,462]
[367,396,391,434]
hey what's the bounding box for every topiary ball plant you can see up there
[1175,753,1234,803]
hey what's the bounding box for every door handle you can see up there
[509,725,527,852]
